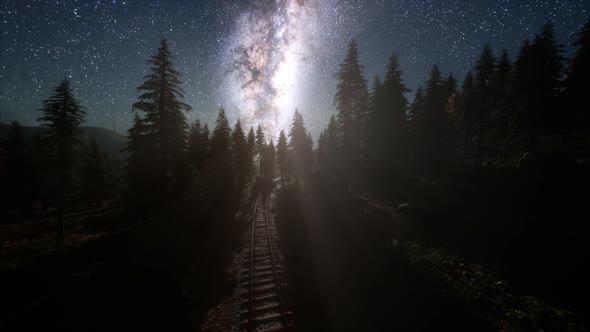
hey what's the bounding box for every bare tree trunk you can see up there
[57,185,64,243]
[57,141,66,244]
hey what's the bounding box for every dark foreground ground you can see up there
[0,196,244,332]
[2,168,587,331]
[275,176,494,332]
[362,161,590,324]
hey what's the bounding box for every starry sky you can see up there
[1,0,588,139]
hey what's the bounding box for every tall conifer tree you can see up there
[276,130,288,184]
[209,108,234,196]
[232,119,251,186]
[333,39,370,174]
[565,20,590,127]
[132,38,191,193]
[37,78,85,242]
[255,125,266,177]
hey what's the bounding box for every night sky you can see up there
[1,0,588,139]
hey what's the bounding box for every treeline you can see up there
[1,116,121,216]
[317,21,590,183]
[3,20,588,237]
[0,82,121,240]
[124,39,314,206]
[1,38,316,241]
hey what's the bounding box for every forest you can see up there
[1,15,590,332]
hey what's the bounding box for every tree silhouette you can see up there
[494,49,512,106]
[407,86,425,135]
[132,38,191,194]
[422,65,449,162]
[318,115,338,170]
[262,140,276,181]
[187,119,209,192]
[458,71,476,152]
[510,39,533,143]
[209,108,234,197]
[444,73,458,98]
[474,44,497,155]
[232,119,251,187]
[367,53,409,172]
[247,127,256,153]
[124,113,157,203]
[564,19,590,128]
[78,138,106,204]
[276,130,288,184]
[334,39,370,174]
[534,23,565,134]
[288,110,312,177]
[255,125,266,177]
[37,78,85,243]
[511,23,564,150]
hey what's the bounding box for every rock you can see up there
[391,238,399,247]
[396,203,409,213]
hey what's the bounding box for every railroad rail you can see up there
[240,192,290,331]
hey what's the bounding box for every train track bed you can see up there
[233,191,291,332]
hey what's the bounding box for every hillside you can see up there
[0,124,127,160]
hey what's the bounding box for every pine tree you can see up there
[511,23,565,149]
[187,119,209,191]
[320,115,338,170]
[232,119,251,187]
[494,49,512,105]
[474,44,497,154]
[444,73,458,98]
[132,38,191,194]
[487,49,513,153]
[37,78,85,242]
[368,53,409,171]
[407,86,425,135]
[255,125,266,177]
[422,65,450,162]
[510,39,536,146]
[263,140,276,181]
[247,127,256,153]
[535,22,565,133]
[289,110,311,177]
[78,138,106,204]
[565,19,590,127]
[123,113,157,202]
[209,108,234,196]
[188,118,203,170]
[369,76,383,125]
[381,54,409,134]
[333,39,370,172]
[459,71,477,151]
[305,133,314,172]
[276,130,288,184]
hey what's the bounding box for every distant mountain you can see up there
[0,124,127,160]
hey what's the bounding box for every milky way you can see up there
[1,0,588,139]
[221,0,318,137]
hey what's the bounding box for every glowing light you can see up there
[223,0,317,138]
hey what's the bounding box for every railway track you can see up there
[239,192,290,332]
